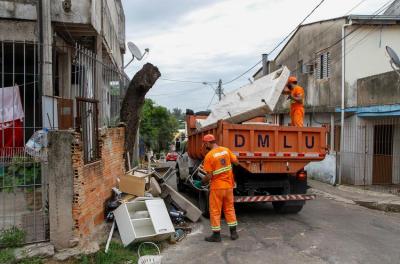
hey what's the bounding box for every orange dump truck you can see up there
[176,111,328,214]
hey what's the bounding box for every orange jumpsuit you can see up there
[290,85,305,127]
[203,146,238,232]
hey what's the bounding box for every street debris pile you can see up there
[197,67,290,128]
[104,162,202,257]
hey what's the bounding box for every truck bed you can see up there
[187,120,328,174]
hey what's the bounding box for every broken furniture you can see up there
[113,198,175,246]
[118,169,152,197]
[160,183,202,222]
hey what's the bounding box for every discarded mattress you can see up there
[198,67,290,128]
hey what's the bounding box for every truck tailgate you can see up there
[187,121,327,174]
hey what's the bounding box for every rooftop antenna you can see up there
[386,46,400,77]
[123,42,149,69]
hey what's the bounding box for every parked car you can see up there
[166,152,179,161]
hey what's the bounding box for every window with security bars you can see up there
[314,52,330,79]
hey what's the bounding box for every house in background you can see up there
[253,14,400,187]
[0,0,129,246]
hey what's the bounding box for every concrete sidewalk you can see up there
[308,179,400,213]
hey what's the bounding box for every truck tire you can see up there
[198,191,210,218]
[272,201,304,214]
[175,166,186,192]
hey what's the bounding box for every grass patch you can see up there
[0,248,15,264]
[0,227,26,248]
[77,241,160,264]
[0,248,44,264]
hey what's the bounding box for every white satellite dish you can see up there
[123,42,149,69]
[386,46,400,76]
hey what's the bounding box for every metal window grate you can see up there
[76,97,100,164]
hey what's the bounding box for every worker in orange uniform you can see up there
[283,76,305,127]
[201,134,239,242]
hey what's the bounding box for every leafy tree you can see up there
[140,99,179,153]
[172,108,184,121]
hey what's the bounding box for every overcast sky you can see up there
[121,0,390,111]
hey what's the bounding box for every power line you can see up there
[222,0,327,86]
[206,93,217,109]
[268,0,327,55]
[290,0,395,74]
[159,78,217,84]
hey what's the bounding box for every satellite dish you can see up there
[386,46,400,71]
[128,42,145,60]
[123,42,149,69]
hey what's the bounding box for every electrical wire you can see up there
[159,78,217,84]
[222,0,327,86]
[290,0,395,75]
[269,0,327,56]
[206,93,217,110]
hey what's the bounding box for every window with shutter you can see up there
[326,52,330,78]
[315,52,331,79]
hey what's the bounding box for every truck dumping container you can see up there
[177,115,328,214]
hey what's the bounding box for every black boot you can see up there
[205,231,221,242]
[230,226,239,240]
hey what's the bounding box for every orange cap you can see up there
[288,76,297,84]
[203,134,216,142]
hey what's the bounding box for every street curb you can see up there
[354,200,400,213]
[308,180,400,213]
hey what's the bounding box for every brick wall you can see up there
[71,127,125,241]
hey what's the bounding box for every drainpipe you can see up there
[338,19,352,185]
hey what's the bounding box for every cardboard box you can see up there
[119,170,152,196]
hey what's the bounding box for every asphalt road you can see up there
[163,170,400,264]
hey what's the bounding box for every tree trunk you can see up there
[120,63,161,165]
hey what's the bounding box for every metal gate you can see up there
[0,41,49,244]
[338,116,400,196]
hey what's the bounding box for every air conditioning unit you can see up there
[302,64,314,74]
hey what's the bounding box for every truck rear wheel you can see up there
[272,201,304,214]
[198,191,210,218]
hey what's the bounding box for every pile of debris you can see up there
[104,164,202,253]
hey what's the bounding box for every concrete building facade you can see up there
[0,0,129,245]
[254,15,400,187]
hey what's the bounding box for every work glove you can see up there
[193,180,202,188]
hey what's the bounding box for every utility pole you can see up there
[217,79,223,101]
[262,54,269,76]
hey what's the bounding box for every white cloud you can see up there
[123,0,390,110]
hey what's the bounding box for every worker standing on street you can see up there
[283,76,305,127]
[201,134,239,242]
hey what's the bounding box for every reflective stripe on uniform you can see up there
[212,165,232,175]
[227,221,238,227]
[211,226,221,231]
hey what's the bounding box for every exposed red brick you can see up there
[70,127,125,241]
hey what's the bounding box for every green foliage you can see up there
[18,257,43,264]
[76,241,160,264]
[0,157,41,192]
[140,99,179,152]
[0,248,15,264]
[172,108,184,121]
[0,227,26,248]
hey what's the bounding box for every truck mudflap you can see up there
[234,194,316,203]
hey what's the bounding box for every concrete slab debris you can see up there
[160,183,202,222]
[198,67,290,128]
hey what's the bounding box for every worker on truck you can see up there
[283,76,305,127]
[200,134,239,242]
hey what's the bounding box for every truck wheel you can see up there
[175,166,186,192]
[198,191,210,218]
[272,201,304,214]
